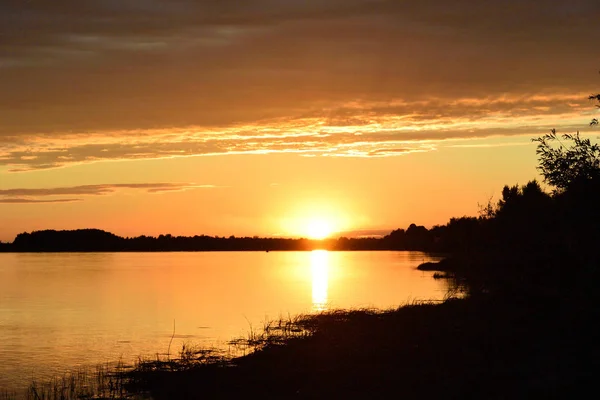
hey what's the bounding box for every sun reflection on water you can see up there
[310,250,329,311]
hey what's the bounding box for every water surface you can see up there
[0,251,447,391]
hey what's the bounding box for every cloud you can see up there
[0,0,599,140]
[336,228,393,238]
[446,142,532,149]
[0,183,218,203]
[0,198,81,204]
[0,93,595,171]
[0,1,598,173]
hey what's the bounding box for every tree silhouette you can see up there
[589,93,599,126]
[532,129,600,192]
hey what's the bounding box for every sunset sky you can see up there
[1,0,599,242]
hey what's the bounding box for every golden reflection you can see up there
[310,250,329,311]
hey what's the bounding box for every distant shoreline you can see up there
[0,226,447,253]
[0,249,426,253]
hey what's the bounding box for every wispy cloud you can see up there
[0,94,594,171]
[0,198,82,204]
[0,183,218,203]
[446,142,532,149]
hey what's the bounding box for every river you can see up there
[0,251,448,393]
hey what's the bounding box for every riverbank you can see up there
[6,273,598,399]
[3,248,597,400]
[119,279,599,399]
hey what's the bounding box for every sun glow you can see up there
[305,219,333,240]
[278,201,354,239]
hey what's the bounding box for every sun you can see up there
[279,202,349,239]
[305,219,333,240]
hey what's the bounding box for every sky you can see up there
[1,0,600,241]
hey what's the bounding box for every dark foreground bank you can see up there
[7,263,598,400]
[117,283,599,399]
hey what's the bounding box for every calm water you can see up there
[0,251,447,392]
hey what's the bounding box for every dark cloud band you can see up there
[0,198,82,204]
[1,0,598,171]
[0,183,218,203]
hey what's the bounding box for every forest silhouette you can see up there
[0,224,470,253]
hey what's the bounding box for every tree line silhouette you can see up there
[0,225,447,252]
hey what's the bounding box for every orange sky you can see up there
[1,0,599,242]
